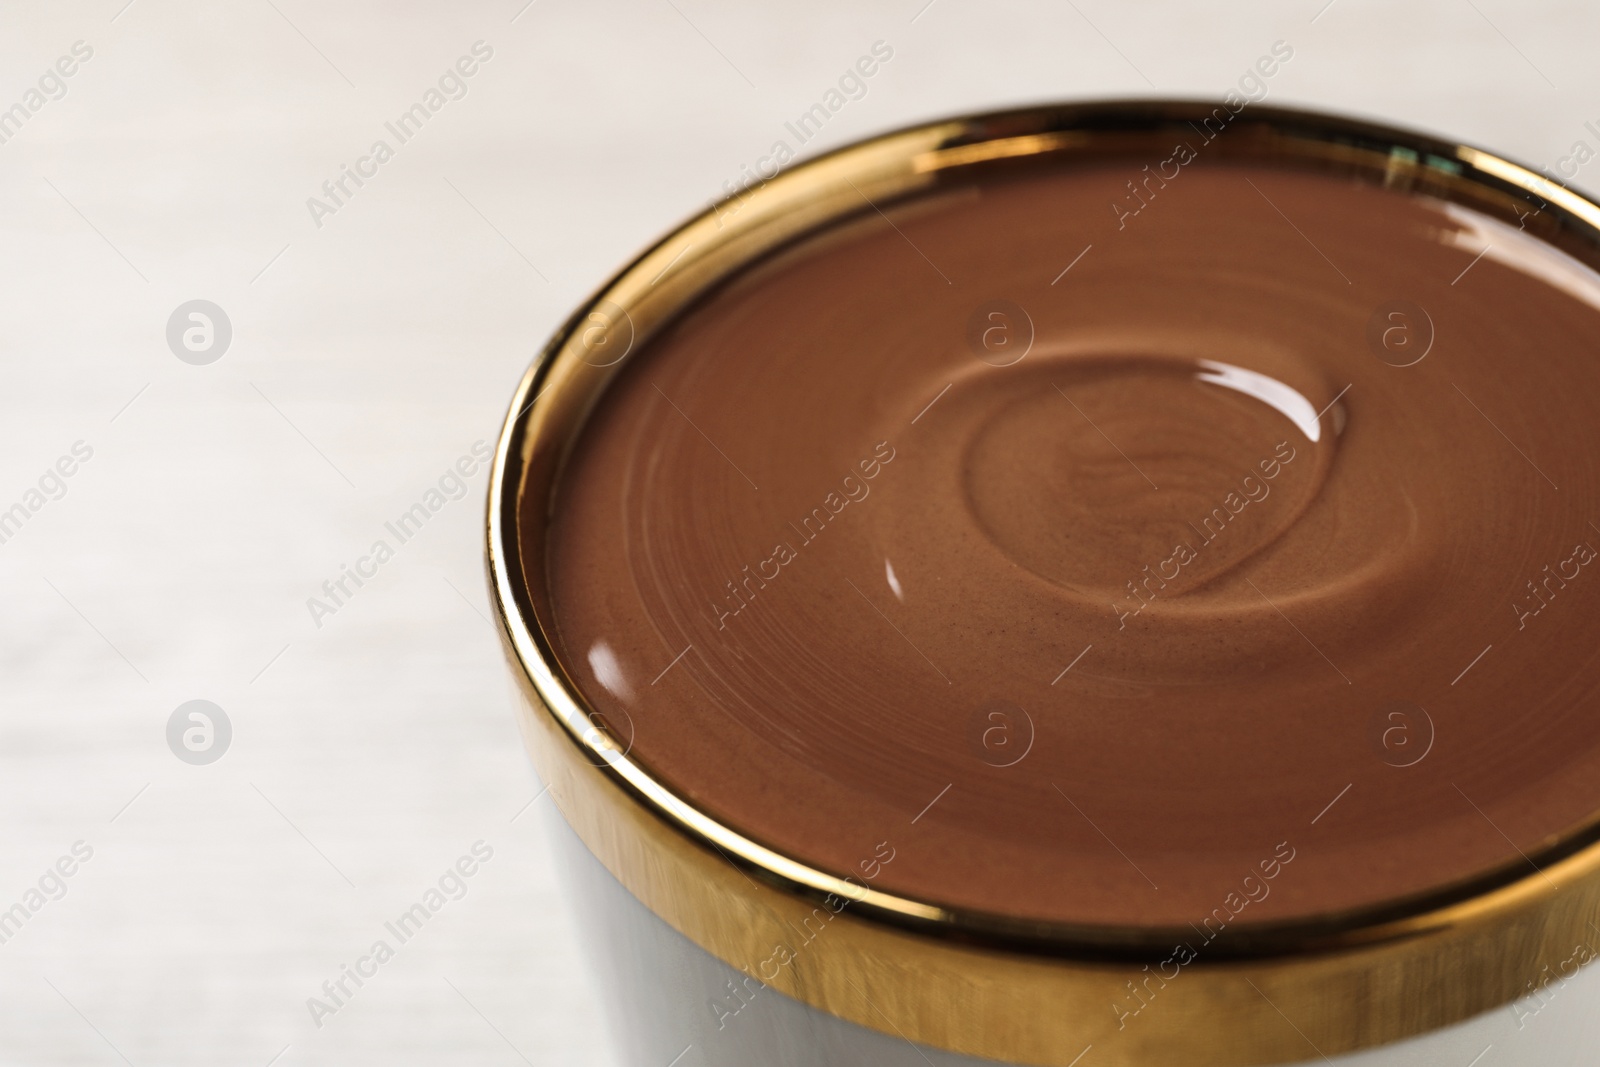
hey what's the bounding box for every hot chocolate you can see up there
[539,149,1600,934]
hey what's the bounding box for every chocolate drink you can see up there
[540,155,1600,933]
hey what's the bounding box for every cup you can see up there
[487,101,1600,1066]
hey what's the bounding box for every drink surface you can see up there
[541,157,1600,928]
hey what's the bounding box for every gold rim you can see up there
[486,101,1600,1065]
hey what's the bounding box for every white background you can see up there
[0,1,1596,1064]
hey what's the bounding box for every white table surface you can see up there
[1,1,1595,1064]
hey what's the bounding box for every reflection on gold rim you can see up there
[485,101,1600,1065]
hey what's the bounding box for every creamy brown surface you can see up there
[541,158,1600,929]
